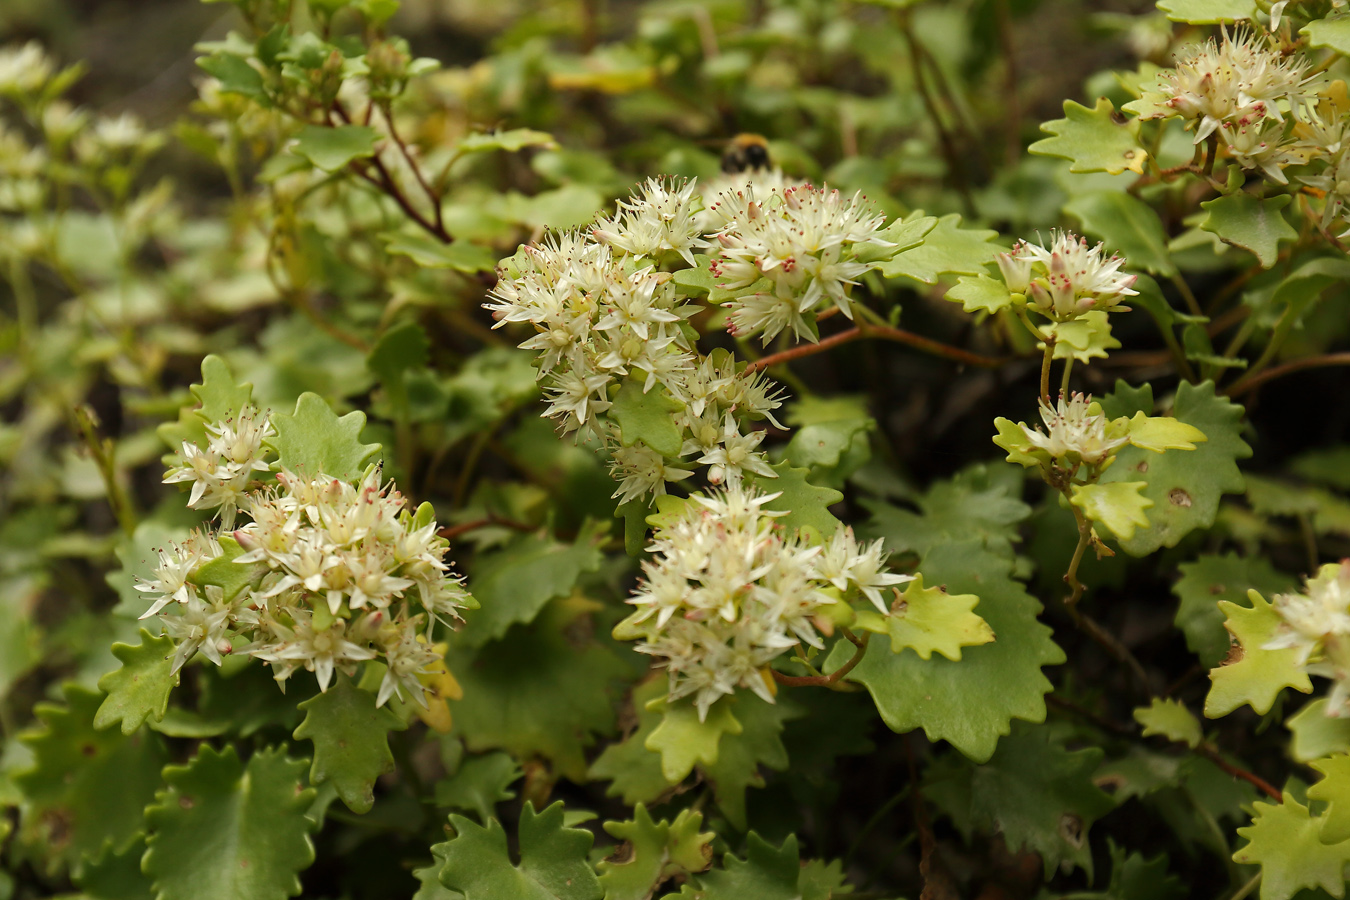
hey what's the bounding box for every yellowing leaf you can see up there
[643,695,742,783]
[1308,755,1350,844]
[1205,590,1313,718]
[1029,97,1148,175]
[945,274,1015,314]
[1233,794,1350,900]
[1071,481,1153,541]
[992,417,1044,468]
[869,575,994,661]
[1042,310,1121,362]
[1125,412,1207,453]
[1132,698,1202,749]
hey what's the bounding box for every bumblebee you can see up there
[721,133,771,174]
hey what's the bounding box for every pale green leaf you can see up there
[1157,0,1255,21]
[867,575,994,661]
[877,214,1004,284]
[1042,309,1121,361]
[1174,553,1295,669]
[588,679,677,805]
[944,274,1014,314]
[294,124,379,171]
[269,392,381,480]
[643,695,742,783]
[1302,12,1350,54]
[383,233,497,273]
[1071,481,1153,541]
[1233,794,1350,900]
[1205,590,1313,718]
[1029,97,1148,174]
[750,461,843,541]
[1133,698,1202,748]
[1289,699,1350,762]
[1308,755,1350,845]
[1125,412,1207,453]
[597,805,714,900]
[454,128,558,154]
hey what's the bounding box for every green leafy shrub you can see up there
[4,0,1350,897]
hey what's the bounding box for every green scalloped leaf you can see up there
[1133,698,1202,749]
[644,694,742,783]
[611,377,685,458]
[1098,840,1186,900]
[156,355,255,457]
[14,684,168,876]
[865,463,1031,557]
[1304,13,1350,54]
[294,124,379,172]
[1029,97,1148,175]
[598,805,715,900]
[1199,194,1296,268]
[1289,699,1350,762]
[832,539,1063,762]
[1043,310,1121,362]
[269,392,381,480]
[458,526,604,648]
[454,128,558,155]
[434,752,521,822]
[750,461,843,541]
[1174,553,1295,669]
[1071,481,1153,541]
[94,629,178,735]
[1098,381,1250,555]
[701,693,798,830]
[435,801,602,900]
[877,213,1004,284]
[191,534,269,604]
[1065,190,1175,277]
[1308,755,1350,845]
[1157,0,1255,21]
[692,832,840,900]
[292,675,407,814]
[992,417,1044,468]
[588,678,677,805]
[1125,412,1207,453]
[860,574,994,661]
[923,723,1117,879]
[446,597,633,782]
[1205,591,1313,718]
[143,745,316,900]
[1233,794,1350,900]
[945,274,1014,314]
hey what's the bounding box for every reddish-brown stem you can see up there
[1047,696,1282,802]
[1198,744,1282,802]
[380,102,446,236]
[437,516,535,541]
[743,323,1008,374]
[332,102,453,243]
[772,629,869,687]
[1225,351,1350,397]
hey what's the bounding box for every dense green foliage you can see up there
[3,0,1350,897]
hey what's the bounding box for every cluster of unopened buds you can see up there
[996,230,1138,321]
[1266,562,1350,715]
[139,406,474,707]
[613,484,912,719]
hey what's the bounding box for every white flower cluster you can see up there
[614,484,912,719]
[0,42,54,96]
[1020,392,1129,465]
[141,406,474,707]
[1266,563,1350,715]
[1297,97,1350,235]
[1137,28,1312,183]
[707,182,893,344]
[487,178,789,504]
[996,230,1138,321]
